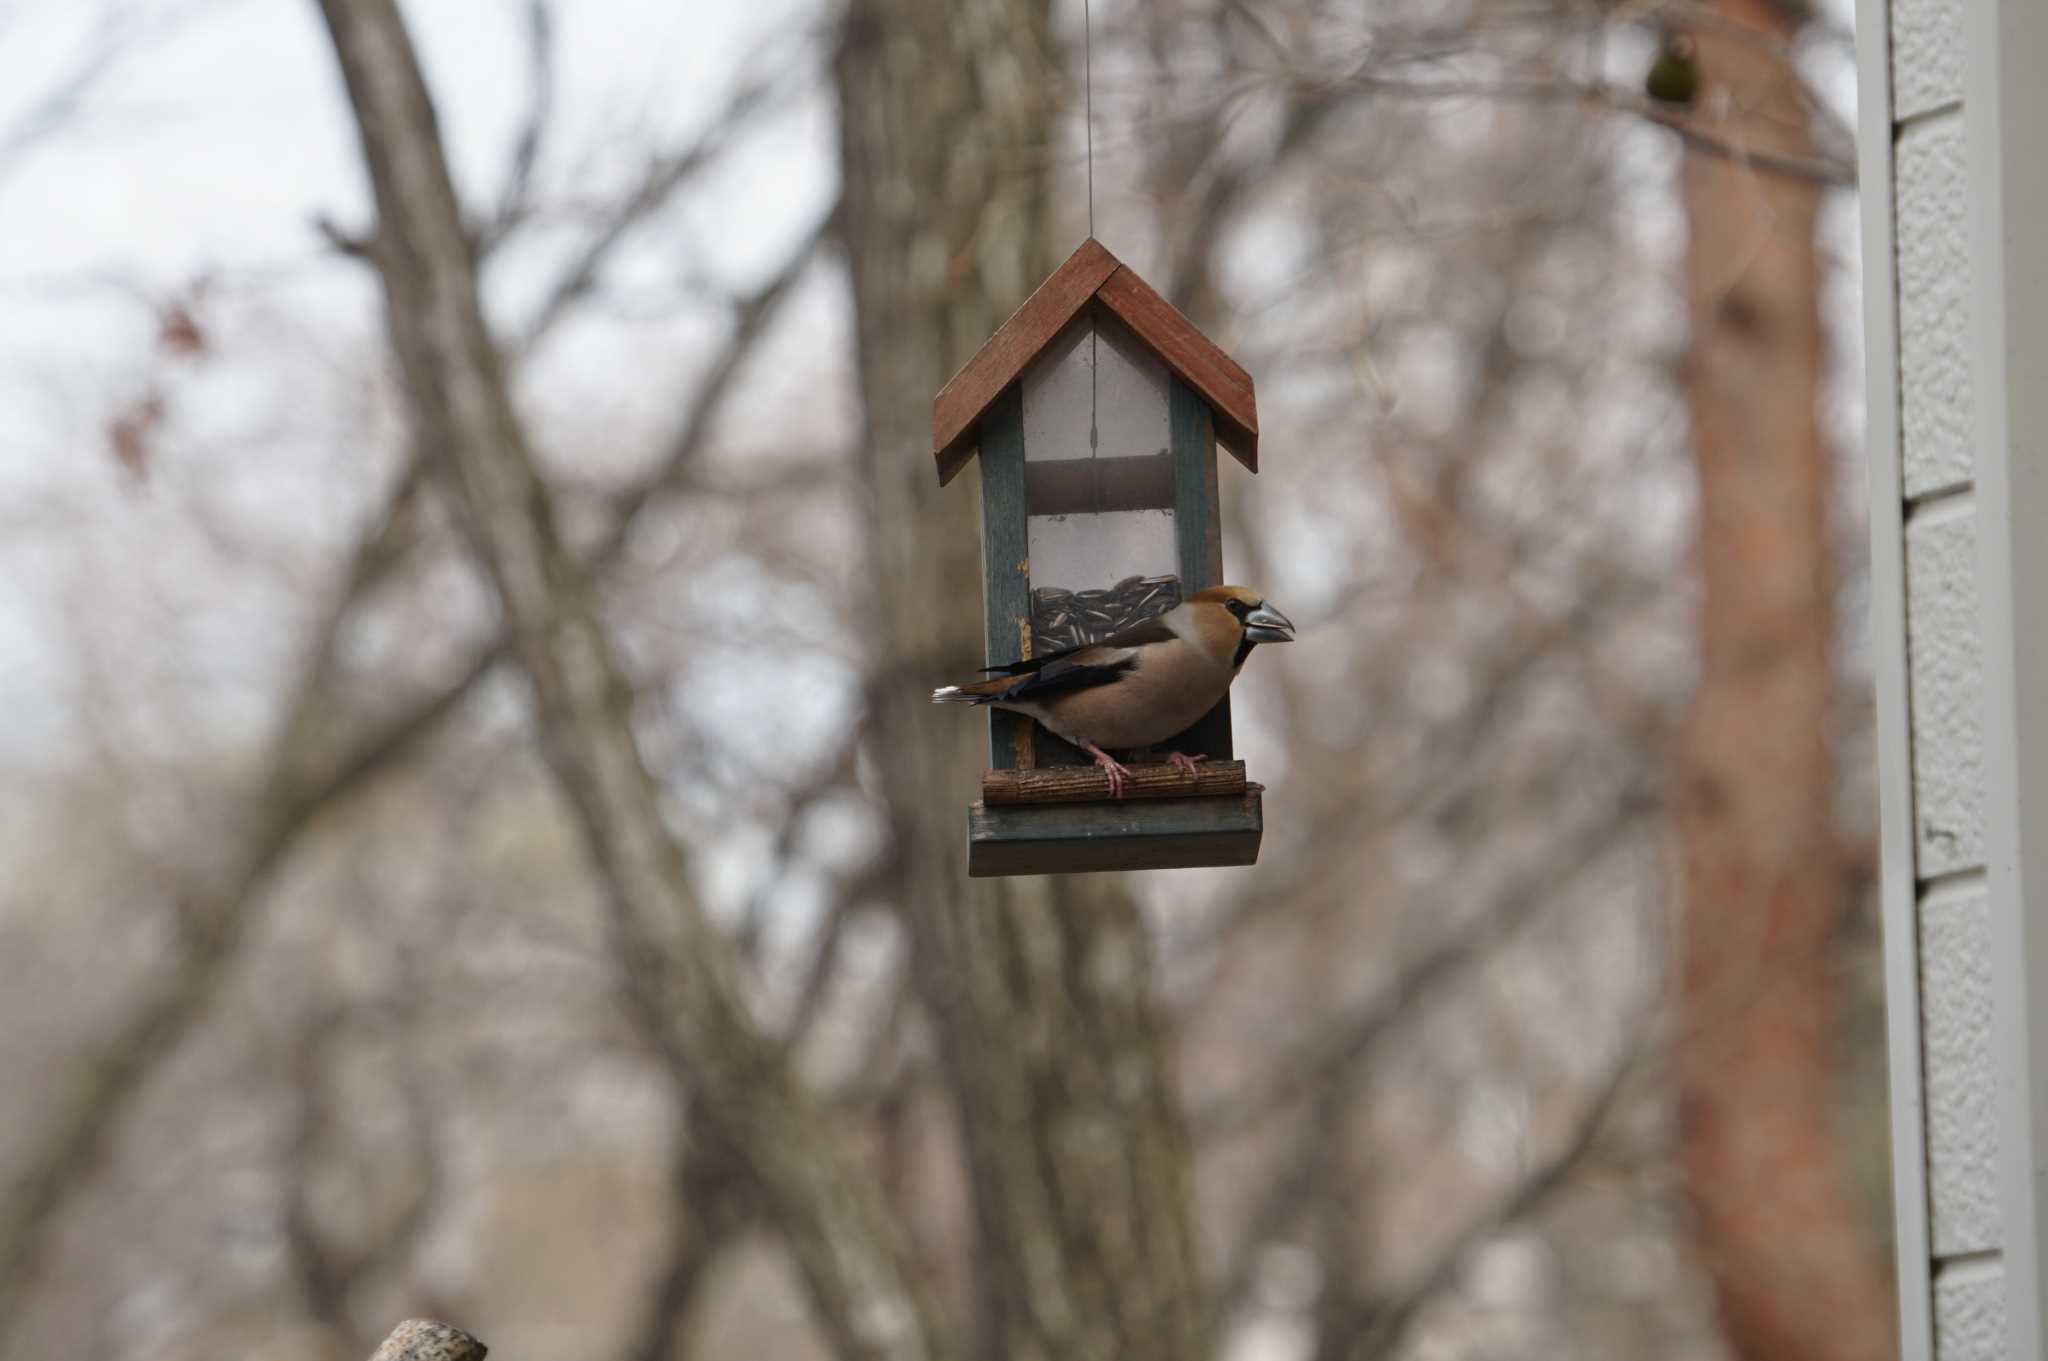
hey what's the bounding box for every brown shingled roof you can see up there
[931,237,1259,486]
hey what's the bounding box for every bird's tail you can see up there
[931,675,1011,705]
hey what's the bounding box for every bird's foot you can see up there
[1080,741,1135,799]
[1167,751,1208,780]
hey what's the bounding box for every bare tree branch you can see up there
[0,459,425,1337]
[601,213,830,544]
[283,1006,358,1340]
[1336,75,1853,186]
[486,0,555,246]
[1208,787,1651,1324]
[283,952,450,1347]
[1198,788,1653,1142]
[0,1,139,194]
[329,205,828,802]
[516,68,794,348]
[0,97,827,1361]
[619,1116,752,1361]
[1333,1048,1638,1360]
[311,7,942,1361]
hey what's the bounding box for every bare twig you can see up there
[0,1,140,195]
[487,0,556,246]
[620,1116,752,1361]
[283,1006,357,1338]
[1207,789,1650,1322]
[1182,572,1662,955]
[1334,1049,1638,1360]
[1338,75,1853,186]
[780,893,863,1051]
[517,69,793,348]
[602,209,831,544]
[283,944,451,1344]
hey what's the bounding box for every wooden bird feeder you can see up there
[932,237,1264,877]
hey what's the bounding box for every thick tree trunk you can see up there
[1672,6,1897,1360]
[835,7,1208,1361]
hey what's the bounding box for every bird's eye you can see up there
[1225,598,1249,620]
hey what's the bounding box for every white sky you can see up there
[0,0,839,768]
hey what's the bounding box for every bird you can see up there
[932,585,1295,797]
[1644,31,1700,107]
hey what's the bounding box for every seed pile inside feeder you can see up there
[1030,574,1182,655]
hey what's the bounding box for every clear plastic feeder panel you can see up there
[1021,315,1182,655]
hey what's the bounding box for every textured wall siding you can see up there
[1937,1265,2010,1361]
[1919,884,2000,1255]
[1892,0,1964,120]
[1883,0,1987,1354]
[1895,119,1973,500]
[1905,510,1985,875]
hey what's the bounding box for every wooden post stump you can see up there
[368,1320,487,1361]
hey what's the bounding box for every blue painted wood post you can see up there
[978,383,1034,770]
[1171,375,1234,761]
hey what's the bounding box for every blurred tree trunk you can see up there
[1671,6,1897,1361]
[835,6,1207,1361]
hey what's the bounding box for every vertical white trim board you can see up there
[1858,0,1936,1355]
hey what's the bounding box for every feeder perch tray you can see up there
[967,761,1263,877]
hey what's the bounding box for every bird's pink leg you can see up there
[1078,739,1134,799]
[1167,751,1208,780]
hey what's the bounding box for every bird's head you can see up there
[1180,585,1295,669]
[1188,585,1296,642]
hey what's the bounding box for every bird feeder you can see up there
[932,238,1265,877]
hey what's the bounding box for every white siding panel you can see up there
[1922,884,2002,1255]
[1935,1264,2009,1361]
[1893,0,1965,121]
[1906,509,1987,876]
[1896,116,1974,499]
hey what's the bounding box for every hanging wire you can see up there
[1083,0,1095,236]
[1084,0,1098,458]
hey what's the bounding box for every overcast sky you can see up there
[0,0,838,768]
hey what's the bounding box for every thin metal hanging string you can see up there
[1085,0,1098,462]
[1084,0,1095,236]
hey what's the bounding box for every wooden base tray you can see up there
[966,761,1263,877]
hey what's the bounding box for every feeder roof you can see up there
[932,238,1259,486]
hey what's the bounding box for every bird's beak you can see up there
[1244,603,1295,643]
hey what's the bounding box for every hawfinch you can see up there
[932,585,1295,796]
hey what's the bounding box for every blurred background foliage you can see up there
[0,1,1886,1359]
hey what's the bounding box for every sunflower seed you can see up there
[1028,573,1182,654]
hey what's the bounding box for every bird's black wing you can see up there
[989,645,1140,703]
[979,613,1177,676]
